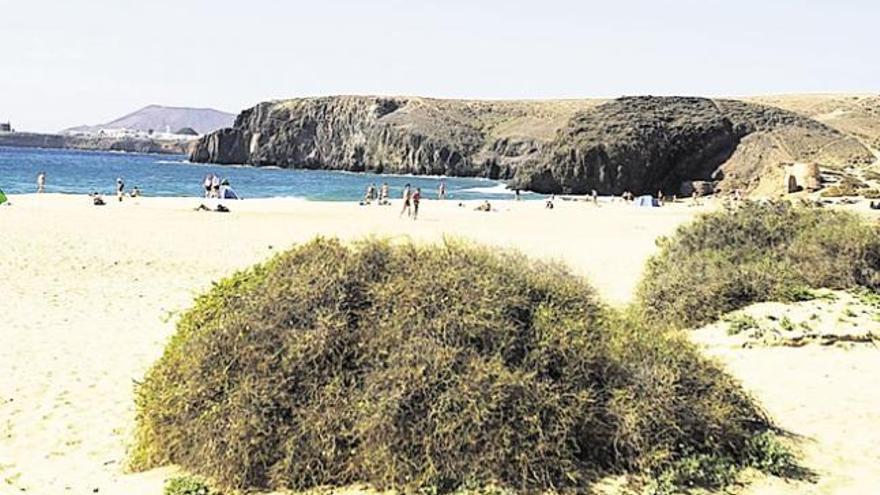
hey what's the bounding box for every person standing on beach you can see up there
[36,172,46,193]
[591,189,598,205]
[116,177,125,202]
[203,174,213,198]
[438,180,447,200]
[211,175,221,199]
[400,183,412,218]
[380,182,389,205]
[514,188,521,201]
[412,187,421,220]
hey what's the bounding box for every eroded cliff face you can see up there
[189,96,873,195]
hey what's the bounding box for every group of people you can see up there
[36,172,139,204]
[203,174,238,199]
[360,180,453,220]
[361,182,391,205]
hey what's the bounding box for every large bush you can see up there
[133,238,773,493]
[637,201,880,329]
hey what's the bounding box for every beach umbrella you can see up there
[0,189,6,205]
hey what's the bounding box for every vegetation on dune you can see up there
[132,238,785,493]
[637,201,880,329]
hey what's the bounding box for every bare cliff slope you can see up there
[190,95,874,195]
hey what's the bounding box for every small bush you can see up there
[779,316,795,332]
[723,313,759,335]
[863,188,880,199]
[164,475,214,495]
[133,238,773,494]
[744,431,800,477]
[637,201,880,329]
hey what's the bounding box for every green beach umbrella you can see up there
[0,189,6,205]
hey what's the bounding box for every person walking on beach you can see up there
[400,183,412,218]
[116,177,125,202]
[412,187,421,220]
[203,174,213,198]
[438,180,447,200]
[36,171,46,193]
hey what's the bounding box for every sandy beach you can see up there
[1,193,878,494]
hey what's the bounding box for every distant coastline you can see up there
[0,131,190,155]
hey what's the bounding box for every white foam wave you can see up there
[458,183,530,195]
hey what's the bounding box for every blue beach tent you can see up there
[635,195,659,207]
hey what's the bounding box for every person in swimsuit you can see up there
[380,182,390,205]
[211,175,221,198]
[116,177,125,202]
[36,172,46,193]
[203,174,213,198]
[400,183,412,218]
[412,187,421,220]
[438,180,447,200]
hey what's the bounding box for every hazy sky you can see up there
[1,0,877,132]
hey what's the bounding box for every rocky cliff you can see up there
[189,96,873,195]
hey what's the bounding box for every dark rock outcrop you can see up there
[190,96,873,195]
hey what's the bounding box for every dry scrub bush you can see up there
[637,201,880,329]
[133,238,773,493]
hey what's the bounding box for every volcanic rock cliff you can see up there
[189,96,873,195]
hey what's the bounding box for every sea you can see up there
[0,146,527,201]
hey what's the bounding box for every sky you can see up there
[1,0,877,132]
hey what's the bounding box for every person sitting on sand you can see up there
[400,183,412,218]
[130,186,141,198]
[475,200,492,212]
[545,195,555,209]
[90,192,106,206]
[116,177,125,202]
[36,172,46,193]
[412,187,421,220]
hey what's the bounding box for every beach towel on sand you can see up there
[0,189,7,205]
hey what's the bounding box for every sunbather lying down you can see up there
[195,203,230,213]
[475,200,492,212]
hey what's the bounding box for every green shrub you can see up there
[637,201,880,329]
[723,313,759,335]
[164,475,214,495]
[779,316,795,332]
[133,238,774,494]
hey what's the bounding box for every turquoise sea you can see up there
[0,146,523,201]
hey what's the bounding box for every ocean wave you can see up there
[457,183,528,195]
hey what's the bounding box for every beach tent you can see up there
[635,195,659,207]
[220,185,240,200]
[0,189,6,205]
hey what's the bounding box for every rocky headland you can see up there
[0,131,192,154]
[189,95,876,195]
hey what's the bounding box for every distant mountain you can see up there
[64,105,236,135]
